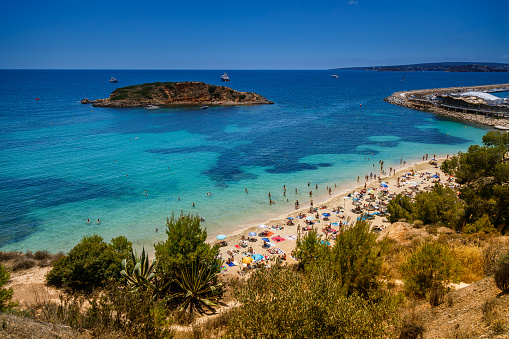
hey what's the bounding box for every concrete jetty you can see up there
[384,83,509,128]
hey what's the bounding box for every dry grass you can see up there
[0,250,63,272]
[452,245,484,283]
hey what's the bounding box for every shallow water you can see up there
[0,70,506,252]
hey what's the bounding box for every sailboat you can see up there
[401,73,406,82]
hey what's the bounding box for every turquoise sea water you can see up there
[0,70,507,252]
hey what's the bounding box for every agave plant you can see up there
[168,260,222,314]
[121,247,169,298]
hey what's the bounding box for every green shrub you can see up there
[401,241,459,300]
[238,94,246,101]
[412,185,464,229]
[226,265,397,338]
[46,235,132,293]
[29,282,173,338]
[387,195,414,223]
[0,263,14,311]
[464,214,497,234]
[155,213,220,291]
[328,220,382,298]
[208,85,217,94]
[294,229,326,269]
[494,250,509,292]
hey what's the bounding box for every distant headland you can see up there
[332,62,509,72]
[81,81,274,107]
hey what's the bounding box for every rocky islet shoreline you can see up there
[81,81,274,108]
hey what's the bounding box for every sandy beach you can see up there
[213,155,450,275]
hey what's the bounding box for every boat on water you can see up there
[330,75,339,78]
[109,77,118,83]
[494,125,509,131]
[146,105,159,110]
[201,105,208,109]
[221,72,230,82]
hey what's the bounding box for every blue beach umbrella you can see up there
[432,174,440,178]
[287,217,294,220]
[380,184,388,188]
[331,222,340,226]
[306,216,314,221]
[322,213,330,217]
[216,234,226,240]
[248,232,257,237]
[252,254,264,261]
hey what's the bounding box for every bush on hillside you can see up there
[294,229,327,270]
[328,220,382,298]
[0,263,14,311]
[401,241,459,302]
[154,212,220,284]
[46,235,132,293]
[226,265,398,339]
[494,250,509,292]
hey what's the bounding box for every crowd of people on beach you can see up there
[213,154,454,275]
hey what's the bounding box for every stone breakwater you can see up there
[384,84,509,128]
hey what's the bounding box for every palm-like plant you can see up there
[168,260,222,314]
[121,247,169,298]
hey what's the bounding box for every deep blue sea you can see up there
[1,70,507,252]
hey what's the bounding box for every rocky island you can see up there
[81,81,273,107]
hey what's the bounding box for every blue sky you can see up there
[1,0,508,69]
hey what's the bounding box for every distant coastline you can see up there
[332,62,509,72]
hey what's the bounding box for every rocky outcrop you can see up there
[82,81,273,107]
[384,84,509,128]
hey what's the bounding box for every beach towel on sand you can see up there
[272,236,285,243]
[227,262,236,267]
[266,231,275,237]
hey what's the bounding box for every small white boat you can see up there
[494,125,509,131]
[201,105,208,109]
[330,75,339,78]
[146,105,159,110]
[109,77,118,83]
[221,72,230,82]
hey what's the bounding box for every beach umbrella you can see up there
[258,224,268,228]
[242,256,253,264]
[380,184,388,188]
[216,234,226,240]
[252,254,264,261]
[352,201,362,206]
[365,206,376,211]
[365,197,376,202]
[367,189,375,194]
[321,241,331,246]
[432,174,440,178]
[248,232,257,237]
[322,213,330,217]
[381,181,388,185]
[379,196,388,201]
[331,222,340,226]
[287,217,294,220]
[306,216,315,221]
